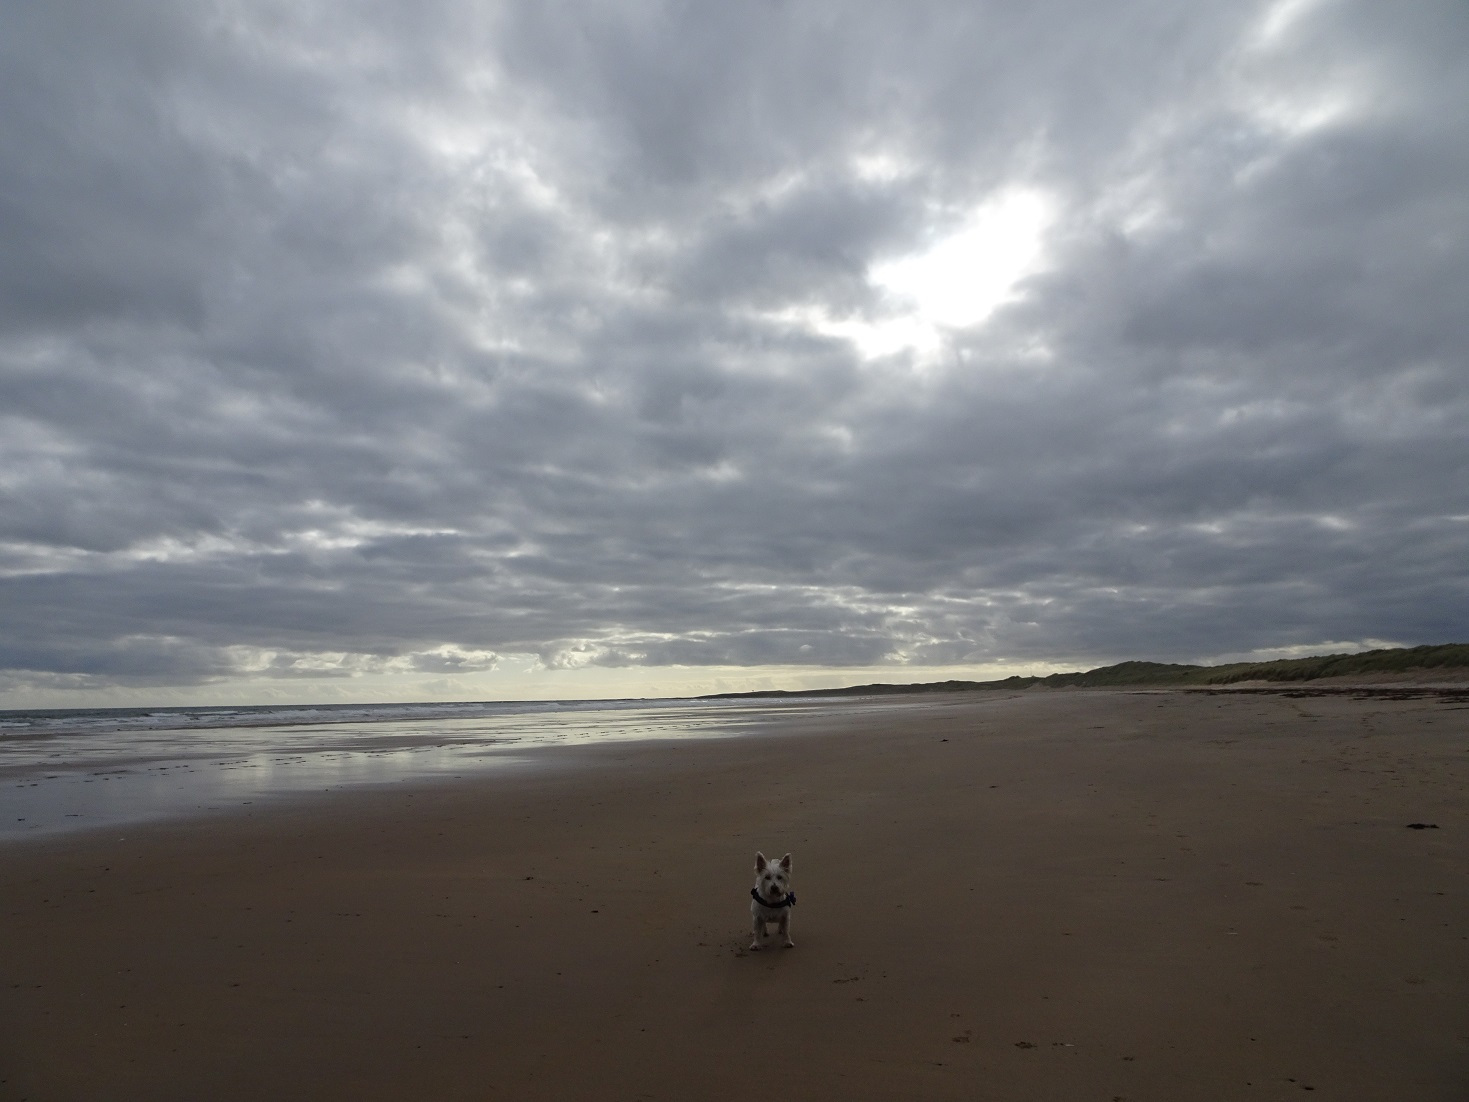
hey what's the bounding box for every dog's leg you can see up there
[751,907,778,950]
[777,911,794,948]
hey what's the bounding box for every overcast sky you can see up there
[1,0,1466,706]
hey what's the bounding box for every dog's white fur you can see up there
[749,851,794,950]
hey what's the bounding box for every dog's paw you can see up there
[782,939,795,948]
[749,941,762,951]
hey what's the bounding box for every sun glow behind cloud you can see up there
[792,189,1055,360]
[873,189,1054,329]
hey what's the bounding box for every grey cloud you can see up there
[1,0,1466,695]
[673,178,916,311]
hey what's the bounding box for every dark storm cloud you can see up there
[1,0,1466,695]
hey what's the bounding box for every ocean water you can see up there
[0,696,827,841]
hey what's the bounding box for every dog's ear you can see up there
[755,851,767,871]
[779,853,792,871]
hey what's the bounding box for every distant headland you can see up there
[702,642,1469,699]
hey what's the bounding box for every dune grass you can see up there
[711,643,1469,698]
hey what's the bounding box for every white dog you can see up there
[749,851,795,950]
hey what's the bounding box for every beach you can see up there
[2,688,1465,1100]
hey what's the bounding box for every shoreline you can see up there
[2,689,1465,1100]
[0,695,884,843]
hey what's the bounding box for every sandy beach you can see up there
[2,688,1465,1100]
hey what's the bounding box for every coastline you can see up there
[2,689,1465,1100]
[0,695,863,841]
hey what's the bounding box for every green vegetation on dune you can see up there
[706,643,1469,698]
[1014,642,1469,689]
[1042,660,1204,687]
[1188,642,1469,685]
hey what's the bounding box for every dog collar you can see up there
[751,888,796,909]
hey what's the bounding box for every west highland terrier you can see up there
[749,851,795,950]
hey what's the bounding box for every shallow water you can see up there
[0,697,829,840]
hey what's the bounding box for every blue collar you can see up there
[752,887,796,909]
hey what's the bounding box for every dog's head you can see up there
[754,851,792,905]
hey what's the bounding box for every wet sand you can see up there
[2,688,1466,1100]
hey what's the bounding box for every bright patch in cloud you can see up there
[798,189,1056,359]
[873,190,1054,330]
[1253,0,1333,48]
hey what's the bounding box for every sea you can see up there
[0,695,838,841]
